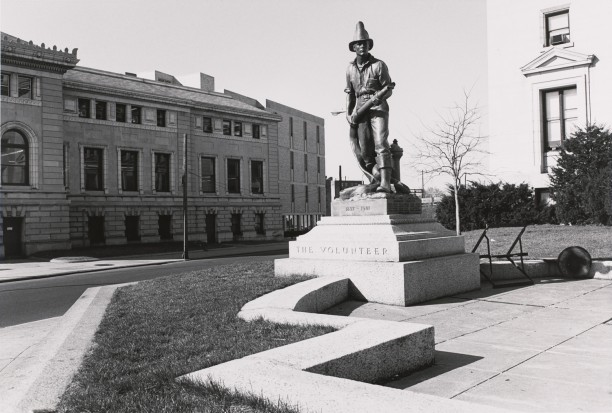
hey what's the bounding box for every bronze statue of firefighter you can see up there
[343,21,410,197]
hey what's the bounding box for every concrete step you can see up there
[252,319,434,383]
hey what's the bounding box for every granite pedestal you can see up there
[275,194,480,306]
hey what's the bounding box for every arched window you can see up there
[1,130,29,185]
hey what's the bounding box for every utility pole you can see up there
[182,133,189,260]
[421,170,424,195]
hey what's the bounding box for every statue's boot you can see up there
[375,154,393,193]
[376,167,392,193]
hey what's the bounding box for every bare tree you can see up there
[414,90,487,235]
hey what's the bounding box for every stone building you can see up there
[486,0,612,203]
[266,100,326,236]
[0,32,325,257]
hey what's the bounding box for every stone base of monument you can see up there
[275,195,480,306]
[276,254,479,306]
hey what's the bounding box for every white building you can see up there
[487,0,612,203]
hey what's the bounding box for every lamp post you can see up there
[182,133,189,260]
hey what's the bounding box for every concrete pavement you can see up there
[327,277,612,412]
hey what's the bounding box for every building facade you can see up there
[487,0,612,202]
[1,32,325,257]
[266,100,326,235]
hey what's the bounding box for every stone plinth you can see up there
[276,254,480,306]
[275,194,480,307]
[332,193,421,216]
[290,215,465,262]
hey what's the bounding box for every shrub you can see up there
[436,182,543,232]
[549,125,612,225]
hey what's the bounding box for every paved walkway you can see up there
[326,278,612,412]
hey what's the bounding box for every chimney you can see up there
[155,70,183,86]
[200,73,215,92]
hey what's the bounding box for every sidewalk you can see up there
[326,277,612,412]
[0,240,289,283]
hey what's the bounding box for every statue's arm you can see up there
[346,93,356,125]
[345,68,356,125]
[377,61,393,100]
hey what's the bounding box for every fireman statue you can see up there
[344,21,410,195]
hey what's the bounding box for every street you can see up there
[0,253,286,328]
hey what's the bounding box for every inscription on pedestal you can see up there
[332,194,422,216]
[295,245,389,257]
[344,205,371,213]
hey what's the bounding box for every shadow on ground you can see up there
[385,350,484,389]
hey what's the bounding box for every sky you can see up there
[1,0,488,191]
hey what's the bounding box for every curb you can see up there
[2,283,133,413]
[0,260,181,284]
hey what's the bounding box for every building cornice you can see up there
[1,32,78,74]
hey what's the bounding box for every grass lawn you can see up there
[463,224,612,259]
[58,261,334,413]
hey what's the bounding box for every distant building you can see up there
[266,100,326,236]
[328,178,364,200]
[0,32,325,257]
[487,0,612,204]
[325,177,364,217]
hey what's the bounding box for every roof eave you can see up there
[62,80,282,122]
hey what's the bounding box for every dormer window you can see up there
[545,9,570,47]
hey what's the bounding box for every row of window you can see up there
[197,116,265,140]
[284,214,320,233]
[86,212,265,245]
[289,152,323,172]
[288,116,322,152]
[219,119,261,139]
[75,98,169,127]
[288,117,321,142]
[1,72,33,99]
[289,151,324,182]
[72,97,265,139]
[0,129,267,194]
[290,184,323,212]
[200,156,263,194]
[82,146,265,195]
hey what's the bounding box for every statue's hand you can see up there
[346,113,356,126]
[370,97,381,106]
